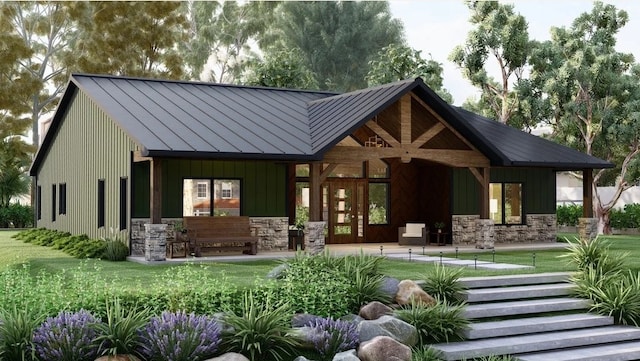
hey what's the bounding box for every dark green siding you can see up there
[132,159,287,218]
[452,167,556,215]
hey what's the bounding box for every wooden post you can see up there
[479,167,490,219]
[309,162,322,221]
[150,158,162,224]
[583,168,593,218]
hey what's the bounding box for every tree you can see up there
[449,1,531,128]
[528,2,640,234]
[268,1,404,92]
[245,49,318,89]
[181,1,276,83]
[366,44,453,103]
[63,2,188,79]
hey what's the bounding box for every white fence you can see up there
[557,186,640,209]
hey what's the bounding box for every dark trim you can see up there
[59,183,67,215]
[36,185,42,221]
[119,177,127,231]
[98,179,105,228]
[51,184,56,222]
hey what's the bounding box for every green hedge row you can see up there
[0,203,33,228]
[557,203,640,228]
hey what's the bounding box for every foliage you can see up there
[0,203,33,228]
[306,317,359,361]
[556,204,583,226]
[350,270,392,308]
[412,346,444,361]
[103,237,129,262]
[0,307,42,361]
[246,48,318,89]
[15,228,107,259]
[610,204,640,229]
[267,1,403,91]
[93,298,150,357]
[221,292,298,361]
[395,300,468,345]
[421,263,465,304]
[139,311,221,361]
[588,270,640,326]
[560,237,627,274]
[449,1,532,128]
[367,44,453,103]
[32,310,100,361]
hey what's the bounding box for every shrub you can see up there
[306,317,359,361]
[350,270,392,308]
[221,292,298,361]
[93,298,150,358]
[139,311,221,361]
[0,307,43,361]
[394,300,468,345]
[32,310,100,361]
[559,236,627,274]
[0,203,34,228]
[556,204,582,226]
[412,346,444,361]
[103,237,129,261]
[421,263,465,304]
[588,270,640,326]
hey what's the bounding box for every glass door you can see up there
[328,180,365,243]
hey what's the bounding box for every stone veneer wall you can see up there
[452,214,557,245]
[130,217,288,256]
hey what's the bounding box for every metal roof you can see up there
[30,74,613,176]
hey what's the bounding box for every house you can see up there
[29,74,612,256]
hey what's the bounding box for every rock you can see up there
[357,315,418,346]
[293,357,315,361]
[358,301,393,320]
[292,313,322,327]
[358,336,411,361]
[204,353,250,361]
[340,314,364,325]
[379,277,400,300]
[288,326,324,349]
[266,263,289,279]
[332,349,360,361]
[395,280,436,306]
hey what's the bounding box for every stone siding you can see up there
[131,217,288,256]
[452,214,557,245]
[578,217,598,241]
[305,221,327,255]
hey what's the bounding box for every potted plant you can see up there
[434,222,445,233]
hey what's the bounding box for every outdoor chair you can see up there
[398,223,427,245]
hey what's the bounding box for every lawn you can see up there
[2,230,637,287]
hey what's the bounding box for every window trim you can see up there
[59,183,67,215]
[490,182,525,225]
[51,184,56,222]
[98,179,105,228]
[37,186,42,221]
[119,177,127,231]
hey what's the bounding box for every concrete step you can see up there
[431,326,640,361]
[459,272,572,289]
[517,341,640,361]
[464,297,590,319]
[463,313,614,339]
[459,283,575,303]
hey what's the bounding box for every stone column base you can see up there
[578,218,598,241]
[475,219,495,249]
[144,223,167,261]
[305,221,326,255]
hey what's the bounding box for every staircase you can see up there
[430,272,640,361]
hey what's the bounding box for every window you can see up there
[51,184,56,222]
[119,178,127,231]
[368,183,389,224]
[37,186,42,221]
[59,183,67,215]
[183,178,240,217]
[490,183,523,225]
[98,179,105,228]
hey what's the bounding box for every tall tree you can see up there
[63,1,188,79]
[449,1,531,128]
[245,49,318,89]
[1,1,76,147]
[268,1,404,92]
[366,44,453,103]
[528,2,640,233]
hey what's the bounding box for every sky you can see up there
[388,0,640,105]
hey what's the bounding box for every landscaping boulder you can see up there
[357,315,418,346]
[358,336,411,361]
[266,263,289,279]
[289,325,324,349]
[205,353,250,361]
[379,276,400,300]
[395,280,436,306]
[292,313,322,327]
[293,357,315,361]
[340,314,365,325]
[358,301,392,320]
[332,349,360,361]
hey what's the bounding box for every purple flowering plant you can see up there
[307,317,359,361]
[32,309,101,361]
[139,310,222,361]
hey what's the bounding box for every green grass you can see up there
[3,230,640,288]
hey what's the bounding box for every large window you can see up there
[59,183,67,215]
[368,183,389,225]
[490,183,523,225]
[183,178,240,216]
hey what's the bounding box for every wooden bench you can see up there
[183,216,259,256]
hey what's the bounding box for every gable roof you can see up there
[30,74,612,176]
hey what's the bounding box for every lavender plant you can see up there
[32,310,100,361]
[307,317,359,361]
[139,311,222,361]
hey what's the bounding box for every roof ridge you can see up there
[307,78,418,106]
[70,73,337,96]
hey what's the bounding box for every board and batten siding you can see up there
[36,89,139,239]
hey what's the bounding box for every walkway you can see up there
[128,242,568,269]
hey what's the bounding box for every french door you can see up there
[327,180,365,244]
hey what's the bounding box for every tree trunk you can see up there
[596,203,612,235]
